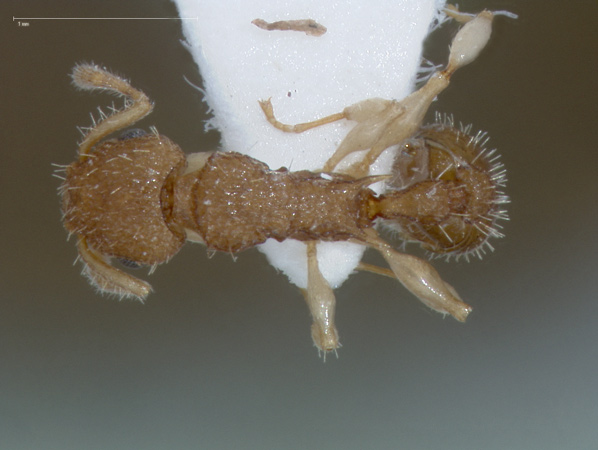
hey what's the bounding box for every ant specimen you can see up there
[59,7,511,354]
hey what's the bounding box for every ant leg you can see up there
[356,262,395,279]
[444,4,517,24]
[259,96,395,174]
[363,230,472,322]
[321,98,396,173]
[302,241,340,353]
[76,237,152,300]
[443,4,478,23]
[258,98,346,133]
[338,139,392,178]
[326,9,509,175]
[71,64,153,158]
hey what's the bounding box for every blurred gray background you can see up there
[1,1,597,449]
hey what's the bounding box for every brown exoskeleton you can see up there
[58,7,511,354]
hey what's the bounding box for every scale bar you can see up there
[13,17,199,21]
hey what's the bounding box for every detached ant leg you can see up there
[303,241,340,353]
[71,64,153,158]
[258,98,346,133]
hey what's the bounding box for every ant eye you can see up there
[117,258,143,269]
[118,128,147,140]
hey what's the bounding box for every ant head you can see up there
[61,132,187,267]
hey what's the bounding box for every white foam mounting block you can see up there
[173,0,446,289]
